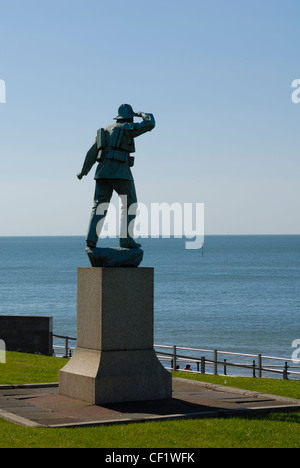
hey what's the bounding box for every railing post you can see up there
[283,362,289,380]
[258,354,262,378]
[201,356,206,374]
[64,337,69,358]
[252,360,256,378]
[224,359,227,376]
[172,345,177,372]
[214,350,218,375]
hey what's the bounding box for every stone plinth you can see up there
[59,268,172,404]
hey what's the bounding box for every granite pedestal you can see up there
[59,267,172,405]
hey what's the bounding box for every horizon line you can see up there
[0,233,299,238]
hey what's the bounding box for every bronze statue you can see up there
[77,104,155,267]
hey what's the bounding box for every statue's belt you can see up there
[103,147,130,153]
[97,147,131,163]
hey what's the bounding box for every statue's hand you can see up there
[77,172,83,180]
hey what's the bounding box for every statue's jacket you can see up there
[80,113,155,181]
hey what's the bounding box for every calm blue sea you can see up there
[0,236,299,361]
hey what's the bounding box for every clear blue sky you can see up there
[0,0,299,235]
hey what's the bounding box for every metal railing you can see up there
[51,336,300,380]
[52,334,76,358]
[154,345,300,380]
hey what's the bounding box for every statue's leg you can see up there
[86,180,113,248]
[115,180,141,249]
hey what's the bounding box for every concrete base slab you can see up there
[0,378,299,429]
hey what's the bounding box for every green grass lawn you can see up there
[173,371,300,400]
[0,351,65,385]
[0,352,299,448]
[0,411,299,449]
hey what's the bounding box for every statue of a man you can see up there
[77,104,155,250]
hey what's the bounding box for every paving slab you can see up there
[0,378,299,428]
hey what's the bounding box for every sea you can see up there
[0,235,299,366]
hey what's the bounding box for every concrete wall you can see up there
[0,316,53,356]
